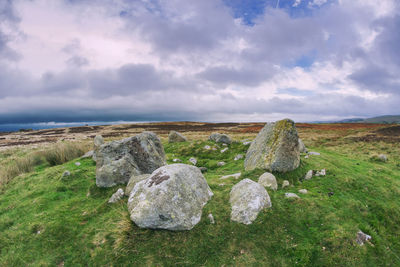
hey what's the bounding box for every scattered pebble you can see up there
[198,167,207,173]
[315,169,326,176]
[173,158,182,163]
[328,191,334,197]
[204,145,211,150]
[356,231,371,246]
[282,180,290,188]
[189,157,197,165]
[304,155,309,159]
[220,173,241,180]
[220,148,229,153]
[208,214,215,224]
[298,189,308,194]
[217,161,226,167]
[378,154,388,162]
[75,162,81,166]
[242,141,252,145]
[108,188,124,203]
[304,170,313,180]
[234,154,243,161]
[62,170,71,178]
[285,193,300,199]
[308,152,320,156]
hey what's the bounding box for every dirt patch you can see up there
[375,125,400,136]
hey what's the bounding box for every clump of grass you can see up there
[43,142,88,166]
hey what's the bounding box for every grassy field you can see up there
[0,124,400,266]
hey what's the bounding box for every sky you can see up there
[0,0,399,123]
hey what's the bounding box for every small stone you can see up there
[172,158,182,163]
[108,188,124,203]
[168,131,187,143]
[220,173,241,180]
[308,152,320,156]
[220,148,228,153]
[282,180,290,188]
[304,170,313,180]
[285,193,300,199]
[208,214,215,224]
[209,133,232,144]
[81,150,94,159]
[378,154,388,162]
[242,140,252,145]
[217,161,226,167]
[204,145,211,150]
[75,162,81,166]
[212,147,217,151]
[328,191,334,197]
[198,167,208,173]
[258,172,278,191]
[62,170,71,178]
[189,157,197,165]
[304,155,309,159]
[356,231,371,245]
[298,138,308,153]
[234,154,243,161]
[298,189,308,194]
[315,169,326,176]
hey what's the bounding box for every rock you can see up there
[127,164,213,230]
[222,143,228,146]
[282,180,290,188]
[378,154,388,162]
[356,231,371,245]
[220,148,228,153]
[96,132,166,187]
[304,155,309,159]
[94,135,104,147]
[308,152,320,156]
[75,162,81,166]
[172,158,182,163]
[125,174,151,196]
[208,213,215,224]
[328,191,334,197]
[234,154,243,161]
[230,179,271,225]
[304,170,313,180]
[220,173,241,180]
[209,133,232,144]
[189,157,197,165]
[217,161,226,167]
[168,131,187,143]
[257,172,278,191]
[62,170,70,179]
[285,193,300,199]
[244,119,300,172]
[298,189,308,194]
[81,150,94,159]
[315,169,326,176]
[298,138,307,153]
[108,188,124,203]
[204,145,211,150]
[242,140,252,145]
[212,147,217,151]
[198,167,207,173]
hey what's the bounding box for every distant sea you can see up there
[0,121,151,133]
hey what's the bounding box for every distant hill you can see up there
[335,115,400,124]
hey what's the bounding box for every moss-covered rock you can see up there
[244,119,300,172]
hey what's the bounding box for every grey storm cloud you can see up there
[0,0,399,124]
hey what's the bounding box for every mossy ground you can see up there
[1,132,400,266]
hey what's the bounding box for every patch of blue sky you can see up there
[276,87,315,96]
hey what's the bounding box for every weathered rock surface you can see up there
[298,138,307,153]
[108,188,124,203]
[96,132,166,187]
[244,119,300,172]
[230,179,271,225]
[209,133,232,144]
[304,170,313,180]
[168,131,187,143]
[128,164,213,231]
[257,172,278,191]
[125,174,151,196]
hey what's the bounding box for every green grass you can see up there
[1,139,400,266]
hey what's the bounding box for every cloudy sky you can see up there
[0,0,399,123]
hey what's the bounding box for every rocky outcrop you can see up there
[230,179,271,225]
[168,131,187,143]
[244,119,300,172]
[128,164,213,231]
[96,132,166,187]
[209,133,232,144]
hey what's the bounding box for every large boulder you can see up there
[244,119,300,172]
[230,179,271,225]
[168,131,187,143]
[128,164,213,231]
[209,133,232,144]
[96,132,166,187]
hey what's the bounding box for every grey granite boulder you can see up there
[96,132,166,187]
[128,164,213,231]
[209,133,232,144]
[230,179,271,225]
[257,172,278,191]
[298,138,307,153]
[244,119,300,172]
[125,174,151,196]
[168,131,187,143]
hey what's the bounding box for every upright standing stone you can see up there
[244,119,300,172]
[168,131,187,143]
